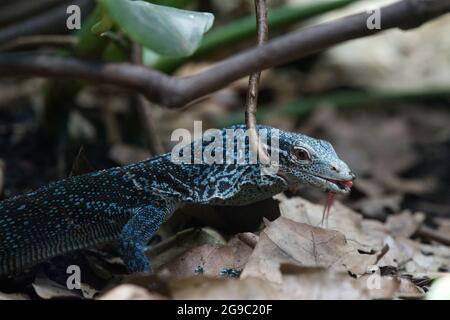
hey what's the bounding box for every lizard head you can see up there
[276,131,355,195]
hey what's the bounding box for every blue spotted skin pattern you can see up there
[0,125,354,276]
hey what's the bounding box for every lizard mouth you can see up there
[327,178,353,192]
[311,175,354,194]
[278,172,354,195]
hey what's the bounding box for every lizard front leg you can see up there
[117,198,176,273]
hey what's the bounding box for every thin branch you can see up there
[0,0,65,27]
[131,43,165,156]
[0,0,449,109]
[417,226,450,247]
[0,0,94,44]
[246,0,270,165]
[0,35,77,52]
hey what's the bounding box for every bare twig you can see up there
[132,43,165,156]
[0,0,65,27]
[0,0,94,44]
[0,35,76,52]
[246,0,270,166]
[417,225,450,247]
[375,244,390,263]
[0,0,449,109]
[135,96,165,155]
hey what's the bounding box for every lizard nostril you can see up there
[350,171,356,180]
[331,166,339,172]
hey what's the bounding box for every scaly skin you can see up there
[0,125,354,276]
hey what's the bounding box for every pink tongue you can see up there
[321,180,353,227]
[341,180,353,188]
[321,192,336,226]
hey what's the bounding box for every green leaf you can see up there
[142,48,161,66]
[91,12,113,35]
[99,0,214,57]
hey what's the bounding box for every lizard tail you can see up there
[0,220,124,277]
[0,172,131,277]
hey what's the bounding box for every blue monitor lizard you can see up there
[0,125,354,276]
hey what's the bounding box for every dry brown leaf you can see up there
[235,232,259,248]
[265,217,379,274]
[31,272,98,300]
[170,276,280,300]
[275,194,388,252]
[355,274,423,300]
[0,291,29,300]
[170,274,362,300]
[79,284,99,299]
[147,227,227,271]
[169,264,422,300]
[99,284,167,300]
[158,237,253,279]
[385,211,425,238]
[280,267,373,300]
[241,232,296,283]
[396,277,426,299]
[273,195,450,275]
[434,218,450,236]
[32,276,81,299]
[388,238,450,277]
[281,265,423,300]
[352,194,403,219]
[242,215,381,283]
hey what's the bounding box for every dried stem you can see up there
[246,0,270,166]
[131,43,165,155]
[0,35,76,52]
[417,225,450,247]
[0,0,94,44]
[0,0,65,27]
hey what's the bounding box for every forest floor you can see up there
[0,65,449,299]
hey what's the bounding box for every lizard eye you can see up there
[293,147,311,161]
